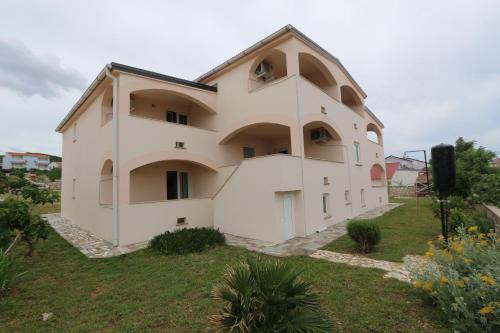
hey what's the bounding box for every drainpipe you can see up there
[105,65,119,246]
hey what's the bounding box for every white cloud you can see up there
[0,39,86,98]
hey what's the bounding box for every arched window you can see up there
[129,89,215,130]
[249,50,287,91]
[341,85,364,117]
[302,121,343,163]
[366,123,383,145]
[99,159,113,204]
[130,160,217,203]
[298,53,338,100]
[220,122,292,165]
[370,164,386,187]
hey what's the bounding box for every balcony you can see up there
[119,89,218,163]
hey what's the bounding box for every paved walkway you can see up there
[42,214,148,258]
[310,250,425,282]
[226,203,403,257]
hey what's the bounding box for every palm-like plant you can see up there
[211,258,333,332]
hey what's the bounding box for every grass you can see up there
[0,230,448,332]
[32,201,61,215]
[323,197,442,262]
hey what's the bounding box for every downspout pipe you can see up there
[105,65,119,246]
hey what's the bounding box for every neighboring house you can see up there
[490,157,500,168]
[0,155,3,169]
[385,155,426,170]
[2,152,51,171]
[56,25,388,247]
[49,161,62,170]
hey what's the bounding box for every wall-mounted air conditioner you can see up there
[310,128,331,143]
[255,61,274,81]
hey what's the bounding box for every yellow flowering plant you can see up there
[411,226,499,332]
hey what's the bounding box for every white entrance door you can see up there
[283,193,295,240]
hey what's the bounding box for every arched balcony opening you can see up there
[299,53,338,100]
[366,123,383,145]
[130,160,217,203]
[370,163,386,187]
[99,159,113,204]
[129,89,215,130]
[341,85,364,117]
[248,50,287,92]
[303,121,343,163]
[220,123,292,164]
[101,85,113,126]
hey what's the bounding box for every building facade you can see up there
[2,152,50,171]
[56,25,388,246]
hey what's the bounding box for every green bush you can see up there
[448,208,494,235]
[347,220,381,253]
[211,258,333,332]
[411,227,500,332]
[149,227,225,255]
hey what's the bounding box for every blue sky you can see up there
[1,0,499,158]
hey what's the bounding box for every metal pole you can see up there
[423,150,430,196]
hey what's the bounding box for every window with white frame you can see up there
[360,188,365,206]
[354,142,360,163]
[72,178,76,199]
[166,171,189,200]
[322,193,331,217]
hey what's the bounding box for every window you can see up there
[72,123,77,142]
[166,171,189,200]
[177,217,187,225]
[72,178,76,199]
[179,114,188,125]
[323,177,329,185]
[360,189,365,206]
[175,141,185,149]
[243,147,255,158]
[322,193,331,217]
[344,190,351,203]
[179,172,189,199]
[354,142,361,163]
[166,111,177,123]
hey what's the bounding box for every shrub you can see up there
[149,227,225,255]
[448,208,493,235]
[347,220,381,253]
[411,227,500,332]
[211,258,333,332]
[0,197,50,256]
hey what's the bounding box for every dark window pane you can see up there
[180,172,189,199]
[166,111,177,123]
[179,114,188,125]
[243,147,255,158]
[166,171,178,200]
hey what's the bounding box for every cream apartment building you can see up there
[56,25,387,247]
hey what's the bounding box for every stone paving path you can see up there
[226,203,403,257]
[42,214,147,258]
[310,250,425,282]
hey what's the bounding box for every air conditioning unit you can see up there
[310,128,331,143]
[255,61,274,81]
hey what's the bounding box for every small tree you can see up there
[47,168,61,181]
[0,185,58,256]
[211,258,333,332]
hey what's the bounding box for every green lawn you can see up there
[0,229,448,332]
[323,197,442,262]
[32,201,61,215]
